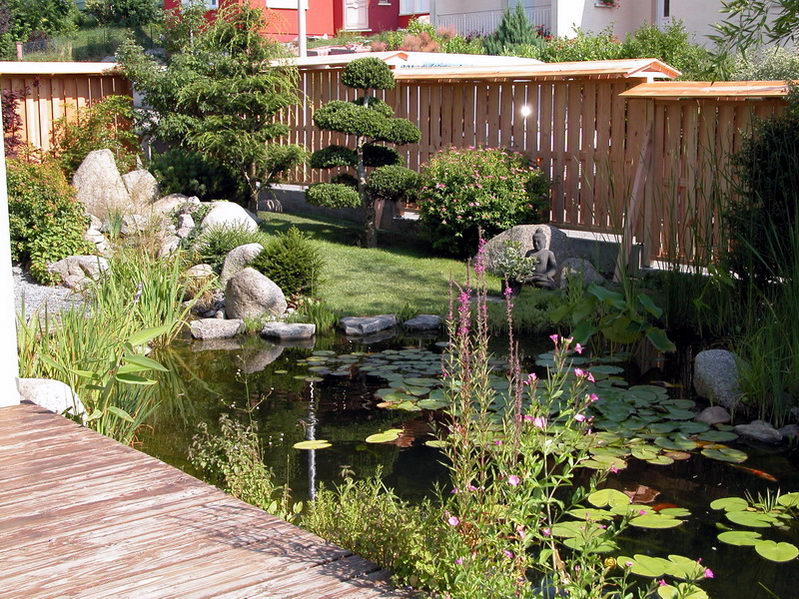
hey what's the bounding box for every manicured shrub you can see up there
[7,159,89,283]
[149,148,245,202]
[418,147,550,257]
[366,165,419,201]
[196,225,270,273]
[341,56,396,90]
[50,95,139,178]
[250,226,324,297]
[306,183,360,208]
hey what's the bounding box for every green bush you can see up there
[725,91,799,286]
[309,145,356,169]
[363,143,401,167]
[365,165,419,201]
[341,56,396,90]
[418,147,550,256]
[732,47,799,81]
[620,21,712,80]
[50,95,139,178]
[483,4,544,56]
[7,159,90,283]
[250,226,324,297]
[196,225,270,273]
[306,183,360,208]
[149,148,245,201]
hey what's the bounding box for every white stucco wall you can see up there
[668,0,725,45]
[553,0,653,37]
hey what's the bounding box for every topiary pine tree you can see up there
[483,3,542,55]
[306,57,421,248]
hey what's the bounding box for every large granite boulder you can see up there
[48,255,109,289]
[340,315,397,336]
[201,201,258,233]
[261,322,316,340]
[225,267,287,320]
[403,314,442,331]
[72,149,132,220]
[693,349,742,410]
[122,169,158,206]
[220,243,264,287]
[151,193,199,215]
[18,378,85,417]
[190,318,243,340]
[484,225,574,275]
[557,257,605,289]
[734,420,783,445]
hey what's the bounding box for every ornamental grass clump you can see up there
[305,57,421,247]
[418,147,550,257]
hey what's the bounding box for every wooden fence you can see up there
[285,63,788,264]
[0,62,130,153]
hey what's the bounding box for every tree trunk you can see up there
[355,136,376,248]
[245,163,259,214]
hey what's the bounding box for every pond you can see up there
[139,331,799,599]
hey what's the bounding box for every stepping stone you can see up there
[339,315,397,336]
[261,322,316,340]
[695,405,731,426]
[190,318,242,340]
[403,314,442,331]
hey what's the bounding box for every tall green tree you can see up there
[483,4,543,56]
[305,57,421,247]
[85,0,162,27]
[118,3,304,211]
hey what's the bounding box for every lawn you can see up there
[258,212,557,332]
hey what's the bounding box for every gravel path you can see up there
[14,266,84,321]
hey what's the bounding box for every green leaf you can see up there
[629,514,684,529]
[710,497,749,511]
[571,321,598,345]
[725,511,775,528]
[116,363,150,375]
[701,447,747,463]
[425,439,447,448]
[587,488,630,509]
[106,406,135,422]
[778,492,799,508]
[365,429,403,443]
[637,293,664,318]
[624,554,671,577]
[123,354,169,372]
[657,583,708,599]
[293,440,332,450]
[127,324,172,347]
[114,372,157,386]
[646,327,677,352]
[717,530,762,547]
[587,283,623,303]
[754,540,799,562]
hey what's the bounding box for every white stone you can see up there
[242,345,285,374]
[220,243,264,287]
[225,267,287,320]
[151,193,199,215]
[403,314,442,331]
[779,424,799,440]
[48,255,109,289]
[177,213,195,231]
[185,264,214,278]
[190,318,243,340]
[72,149,131,219]
[18,378,85,417]
[158,235,181,258]
[122,169,159,206]
[201,201,258,233]
[120,214,148,236]
[340,315,397,335]
[693,349,742,410]
[261,322,316,340]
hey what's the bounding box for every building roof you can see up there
[0,61,120,76]
[621,80,790,99]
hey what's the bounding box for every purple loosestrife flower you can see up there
[541,527,551,537]
[533,416,547,429]
[704,568,714,579]
[507,475,521,486]
[574,413,586,423]
[574,342,584,354]
[448,516,460,527]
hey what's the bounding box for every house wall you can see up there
[553,0,653,37]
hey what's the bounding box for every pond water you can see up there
[140,332,799,599]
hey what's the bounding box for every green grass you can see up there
[259,212,485,315]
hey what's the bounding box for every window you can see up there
[266,0,300,8]
[663,0,670,17]
[399,0,428,15]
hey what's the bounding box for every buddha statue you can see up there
[525,228,557,290]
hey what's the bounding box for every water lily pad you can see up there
[778,492,799,508]
[629,514,684,529]
[657,583,708,599]
[425,439,447,448]
[725,511,775,528]
[588,488,631,509]
[678,422,711,435]
[622,554,671,577]
[659,507,691,517]
[293,440,332,450]
[697,430,738,442]
[646,455,675,466]
[701,447,747,463]
[567,508,615,521]
[664,555,705,580]
[395,401,422,412]
[717,530,762,547]
[754,540,799,562]
[365,429,403,443]
[417,398,448,410]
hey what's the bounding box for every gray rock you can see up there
[693,349,742,410]
[48,255,109,289]
[340,315,397,336]
[403,314,442,331]
[18,378,85,417]
[242,345,284,374]
[220,243,264,287]
[158,235,181,258]
[88,214,103,230]
[185,264,214,278]
[779,424,799,440]
[151,194,200,215]
[484,225,574,275]
[201,201,258,233]
[177,213,195,231]
[176,227,194,239]
[225,267,287,320]
[72,149,132,220]
[190,318,243,340]
[695,405,731,426]
[84,227,109,255]
[120,214,148,236]
[261,322,316,340]
[734,420,783,445]
[122,169,158,206]
[557,257,605,289]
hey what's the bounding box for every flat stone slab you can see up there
[261,322,316,340]
[403,314,442,331]
[339,315,397,336]
[18,378,85,417]
[734,420,783,445]
[190,318,243,340]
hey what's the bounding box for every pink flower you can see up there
[507,475,521,487]
[549,334,559,345]
[574,413,586,423]
[454,557,464,565]
[657,579,668,587]
[638,509,647,515]
[574,343,584,354]
[503,550,514,559]
[609,464,619,474]
[516,525,525,538]
[574,368,586,378]
[587,372,596,383]
[541,527,551,537]
[504,286,513,299]
[494,440,503,446]
[524,372,538,385]
[448,516,460,527]
[465,484,478,492]
[625,561,634,567]
[533,416,547,429]
[704,568,714,579]
[589,393,600,403]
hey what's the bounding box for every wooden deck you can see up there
[0,402,405,599]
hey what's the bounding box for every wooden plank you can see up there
[486,83,500,147]
[565,81,583,226]
[550,82,567,223]
[499,82,513,150]
[0,404,405,599]
[579,80,597,227]
[594,80,613,229]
